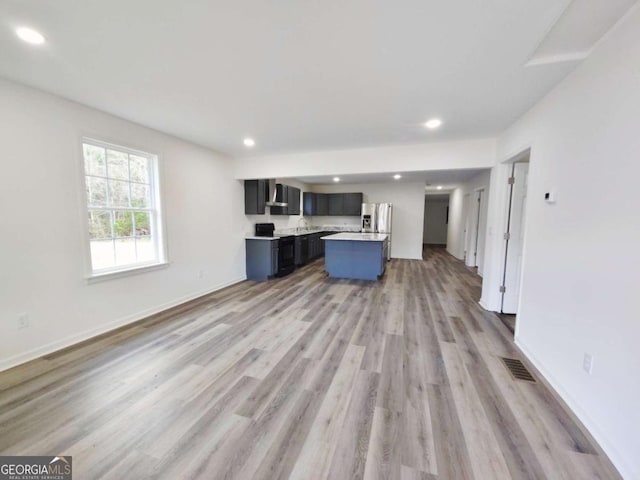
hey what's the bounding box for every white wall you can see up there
[482,7,640,478]
[235,139,496,179]
[0,78,246,371]
[311,182,425,259]
[446,170,491,267]
[462,170,491,275]
[423,196,449,244]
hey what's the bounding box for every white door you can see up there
[462,193,472,262]
[465,190,484,268]
[465,193,479,267]
[502,163,529,314]
[472,190,483,266]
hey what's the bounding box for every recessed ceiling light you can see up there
[16,27,45,45]
[333,177,340,182]
[424,118,442,130]
[243,137,255,147]
[393,174,402,180]
[437,185,443,190]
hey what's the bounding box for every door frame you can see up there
[474,187,487,275]
[462,193,472,262]
[479,147,532,339]
[500,162,529,314]
[465,188,485,269]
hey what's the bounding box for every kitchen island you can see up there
[321,233,389,280]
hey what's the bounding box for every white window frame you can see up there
[80,138,168,281]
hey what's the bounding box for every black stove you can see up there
[255,223,295,277]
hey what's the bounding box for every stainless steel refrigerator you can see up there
[361,203,393,260]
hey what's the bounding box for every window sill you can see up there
[86,261,170,284]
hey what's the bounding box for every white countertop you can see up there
[247,227,362,240]
[321,233,389,242]
[274,228,360,237]
[275,228,325,237]
[246,230,327,240]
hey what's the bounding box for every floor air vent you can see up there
[501,357,536,382]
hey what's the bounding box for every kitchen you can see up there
[245,178,393,281]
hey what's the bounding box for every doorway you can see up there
[464,188,487,274]
[501,161,529,315]
[423,194,449,253]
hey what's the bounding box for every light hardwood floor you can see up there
[0,247,621,479]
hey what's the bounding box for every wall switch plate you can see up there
[18,313,29,329]
[583,353,593,374]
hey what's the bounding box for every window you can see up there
[82,139,165,275]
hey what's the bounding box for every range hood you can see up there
[265,179,288,207]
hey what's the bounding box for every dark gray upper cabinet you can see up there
[245,181,303,216]
[244,179,267,214]
[342,193,363,216]
[302,192,362,216]
[316,193,329,215]
[303,191,325,216]
[288,186,301,215]
[303,192,315,216]
[328,193,343,215]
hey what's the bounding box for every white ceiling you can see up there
[0,0,635,156]
[293,168,489,186]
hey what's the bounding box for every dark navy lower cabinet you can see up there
[250,232,334,281]
[246,239,278,281]
[295,235,309,266]
[324,238,387,281]
[294,232,324,266]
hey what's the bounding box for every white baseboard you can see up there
[515,339,634,480]
[0,276,247,373]
[479,298,493,311]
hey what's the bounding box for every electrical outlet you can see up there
[18,313,29,329]
[583,353,593,374]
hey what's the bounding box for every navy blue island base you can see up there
[322,233,389,281]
